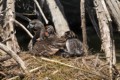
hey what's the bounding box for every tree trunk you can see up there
[46,0,70,37]
[80,0,88,55]
[94,0,116,65]
[93,0,116,79]
[55,0,66,18]
[105,0,120,31]
[2,0,20,53]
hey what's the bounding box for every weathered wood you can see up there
[80,0,88,55]
[86,3,101,38]
[105,0,120,31]
[94,0,116,64]
[101,0,116,65]
[7,66,43,80]
[55,0,66,17]
[0,0,4,41]
[13,19,33,38]
[32,56,80,69]
[0,54,11,62]
[94,0,116,79]
[33,0,48,24]
[115,0,120,9]
[15,12,31,22]
[0,43,29,74]
[0,52,21,62]
[38,0,45,9]
[46,0,70,37]
[2,0,20,53]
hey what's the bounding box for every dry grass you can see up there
[1,52,118,80]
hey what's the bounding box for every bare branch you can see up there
[7,66,43,80]
[33,0,48,24]
[0,42,29,74]
[13,19,33,38]
[33,56,80,69]
[15,12,31,22]
[3,21,9,28]
[1,37,11,43]
[0,54,11,62]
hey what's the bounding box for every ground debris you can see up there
[0,52,118,80]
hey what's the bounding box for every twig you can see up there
[29,66,43,73]
[82,58,90,70]
[0,52,21,62]
[7,76,20,80]
[1,37,11,43]
[32,56,107,79]
[33,0,48,24]
[13,19,33,38]
[94,54,99,67]
[32,56,80,69]
[0,8,10,14]
[0,54,11,62]
[7,66,43,80]
[0,71,6,77]
[3,21,9,28]
[1,31,16,43]
[15,12,31,22]
[0,42,29,74]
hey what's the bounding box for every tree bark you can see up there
[93,0,116,79]
[80,0,88,55]
[46,0,70,37]
[2,0,20,53]
[0,0,4,33]
[94,0,116,65]
[105,0,120,31]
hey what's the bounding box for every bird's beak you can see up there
[45,31,49,37]
[27,25,30,28]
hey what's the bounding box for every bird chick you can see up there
[62,31,84,57]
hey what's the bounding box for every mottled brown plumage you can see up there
[29,36,60,57]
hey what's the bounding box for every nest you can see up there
[1,53,119,80]
[30,36,64,56]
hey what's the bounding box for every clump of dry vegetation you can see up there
[1,52,119,80]
[1,0,120,80]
